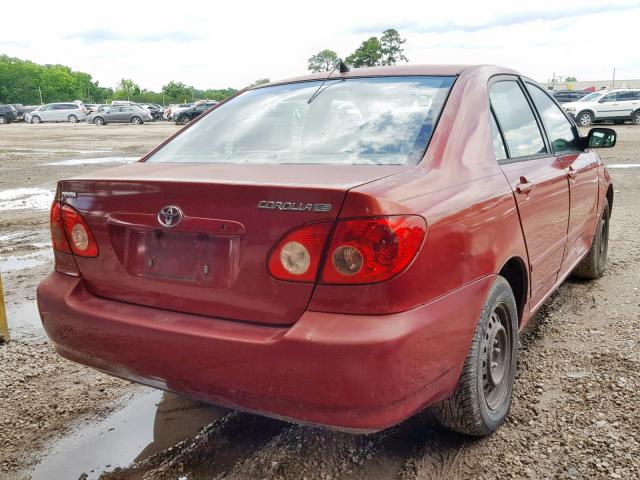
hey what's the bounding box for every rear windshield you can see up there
[146,76,455,165]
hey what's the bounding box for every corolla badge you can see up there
[157,205,183,227]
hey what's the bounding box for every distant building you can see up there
[543,79,640,91]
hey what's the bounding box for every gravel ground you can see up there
[0,122,638,480]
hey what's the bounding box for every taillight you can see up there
[50,201,98,257]
[267,222,331,282]
[321,215,426,284]
[267,215,426,285]
[50,201,71,253]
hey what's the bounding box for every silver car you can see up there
[26,103,87,123]
[87,105,152,125]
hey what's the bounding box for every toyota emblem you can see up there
[157,205,183,227]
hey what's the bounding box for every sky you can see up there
[1,0,639,91]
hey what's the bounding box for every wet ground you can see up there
[1,122,639,479]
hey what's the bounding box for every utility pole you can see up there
[38,86,43,105]
[612,68,616,88]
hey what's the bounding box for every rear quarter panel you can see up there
[309,66,529,318]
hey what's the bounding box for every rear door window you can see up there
[526,83,579,153]
[490,81,547,158]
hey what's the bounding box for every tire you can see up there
[68,114,78,123]
[131,116,142,125]
[577,111,593,127]
[434,276,518,437]
[93,117,105,126]
[573,199,610,279]
[177,115,190,125]
[31,115,41,124]
[632,111,640,126]
[0,115,6,124]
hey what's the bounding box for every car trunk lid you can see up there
[58,162,404,325]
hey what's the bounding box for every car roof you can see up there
[262,64,519,88]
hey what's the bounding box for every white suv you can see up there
[562,89,640,126]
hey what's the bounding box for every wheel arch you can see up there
[606,184,614,214]
[498,256,528,326]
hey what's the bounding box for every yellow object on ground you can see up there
[0,272,9,343]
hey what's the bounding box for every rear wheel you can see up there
[68,114,78,123]
[577,111,593,127]
[573,199,610,279]
[131,116,142,125]
[0,115,6,124]
[31,115,41,124]
[632,111,640,125]
[434,276,518,436]
[93,117,105,126]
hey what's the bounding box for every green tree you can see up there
[564,76,577,82]
[307,49,339,72]
[115,78,141,100]
[346,37,383,67]
[252,78,270,86]
[162,81,192,101]
[380,29,408,65]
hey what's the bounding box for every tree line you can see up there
[308,29,408,72]
[0,55,238,105]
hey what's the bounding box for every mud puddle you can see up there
[28,389,227,480]
[0,188,54,211]
[0,250,52,272]
[5,301,43,338]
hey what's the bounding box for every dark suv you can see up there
[552,90,589,104]
[175,102,217,125]
[0,104,18,124]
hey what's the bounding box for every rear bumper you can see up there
[37,273,493,431]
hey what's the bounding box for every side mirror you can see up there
[582,127,616,149]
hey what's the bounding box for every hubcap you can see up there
[0,117,6,124]
[482,303,512,410]
[580,114,590,126]
[635,113,640,124]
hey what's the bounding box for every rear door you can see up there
[616,90,639,118]
[594,92,620,119]
[524,81,600,276]
[490,77,570,308]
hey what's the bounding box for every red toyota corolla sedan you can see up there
[37,65,615,436]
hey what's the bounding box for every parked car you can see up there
[562,88,640,126]
[0,104,18,124]
[83,104,101,113]
[141,103,164,120]
[165,103,193,120]
[38,65,615,438]
[7,104,27,121]
[174,101,217,125]
[87,104,152,125]
[26,103,87,123]
[552,90,589,104]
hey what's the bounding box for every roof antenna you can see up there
[307,59,349,104]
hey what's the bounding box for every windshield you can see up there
[146,76,455,165]
[579,92,603,102]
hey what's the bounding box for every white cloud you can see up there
[0,0,638,90]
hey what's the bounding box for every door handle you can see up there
[516,176,534,194]
[567,166,578,179]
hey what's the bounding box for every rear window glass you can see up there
[146,76,455,165]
